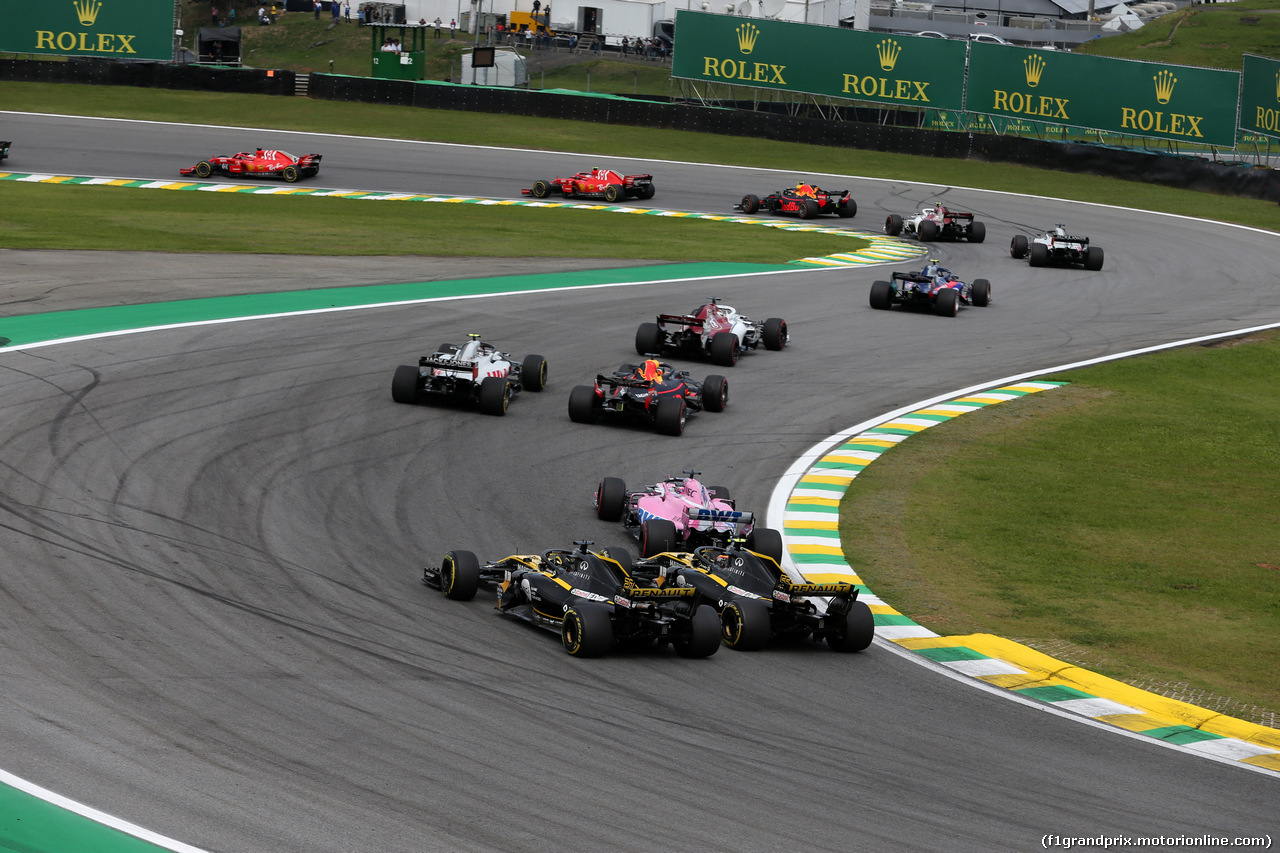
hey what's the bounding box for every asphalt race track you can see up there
[0,112,1276,852]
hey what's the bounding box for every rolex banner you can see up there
[0,0,176,61]
[671,10,967,111]
[966,44,1240,147]
[1240,54,1280,140]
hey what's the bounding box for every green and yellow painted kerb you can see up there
[781,381,1280,774]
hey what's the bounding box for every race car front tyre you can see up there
[391,365,422,404]
[710,332,739,367]
[885,213,903,236]
[869,280,894,311]
[521,354,548,392]
[1029,242,1049,267]
[919,219,939,242]
[635,322,664,356]
[282,165,299,183]
[746,527,784,565]
[762,317,787,351]
[971,278,991,307]
[640,518,677,557]
[654,397,687,436]
[1085,245,1105,271]
[603,184,622,203]
[720,599,771,651]
[601,546,633,574]
[967,221,986,243]
[441,550,481,601]
[1010,234,1029,259]
[479,376,510,415]
[195,161,214,178]
[702,375,728,412]
[674,605,721,658]
[562,604,612,657]
[568,385,599,424]
[935,288,959,317]
[531,179,553,198]
[595,476,628,521]
[739,194,760,215]
[825,600,875,652]
[706,485,731,501]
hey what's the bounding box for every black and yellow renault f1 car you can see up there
[423,540,721,658]
[631,538,874,652]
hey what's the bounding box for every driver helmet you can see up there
[637,359,663,382]
[1054,224,1067,237]
[924,258,940,276]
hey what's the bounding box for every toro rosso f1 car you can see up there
[631,539,874,652]
[885,202,986,243]
[869,261,991,317]
[594,470,775,557]
[635,298,787,367]
[522,167,655,202]
[735,182,856,220]
[391,334,547,415]
[1010,225,1104,270]
[423,540,721,658]
[179,148,322,182]
[567,359,727,436]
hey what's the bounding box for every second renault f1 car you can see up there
[522,167,655,202]
[179,148,322,182]
[635,298,788,367]
[391,334,547,415]
[869,261,991,317]
[734,182,856,220]
[1010,225,1104,270]
[567,360,727,436]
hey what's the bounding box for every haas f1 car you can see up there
[568,360,727,436]
[391,334,547,415]
[869,261,991,317]
[631,539,875,652]
[423,540,721,658]
[1010,225,1104,270]
[180,148,322,182]
[735,182,856,220]
[885,202,986,243]
[522,167,655,202]
[635,298,787,367]
[594,471,773,557]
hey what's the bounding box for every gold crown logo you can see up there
[876,39,901,72]
[1023,54,1045,88]
[73,0,102,26]
[736,22,759,55]
[1153,68,1176,104]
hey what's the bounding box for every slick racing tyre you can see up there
[919,219,939,242]
[562,604,612,657]
[635,322,664,356]
[762,317,787,351]
[282,165,300,183]
[195,161,214,178]
[701,375,728,413]
[706,485,731,501]
[640,518,677,557]
[739,194,760,215]
[674,604,721,658]
[869,280,894,311]
[1010,234,1029,259]
[391,365,422,404]
[568,385,599,424]
[797,198,818,220]
[530,179,553,198]
[884,213,904,236]
[1085,245,1105,271]
[710,332,739,367]
[825,600,875,652]
[603,184,622,203]
[971,279,991,307]
[654,397,687,436]
[836,198,856,218]
[440,550,481,601]
[1029,242,1049,267]
[478,376,510,415]
[595,476,628,521]
[967,221,986,243]
[720,599,771,651]
[935,288,959,317]
[520,354,548,392]
[639,183,656,200]
[746,527,784,565]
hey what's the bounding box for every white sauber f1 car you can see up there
[635,298,788,367]
[391,334,547,415]
[1010,225,1104,270]
[885,201,986,243]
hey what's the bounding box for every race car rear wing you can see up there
[776,580,858,601]
[420,354,475,371]
[614,584,697,608]
[687,507,753,531]
[655,313,699,327]
[597,373,652,390]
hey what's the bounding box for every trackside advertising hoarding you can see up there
[671,10,967,111]
[1241,54,1280,140]
[966,43,1240,147]
[0,0,176,61]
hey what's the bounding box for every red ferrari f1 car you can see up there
[522,167,655,202]
[180,149,322,182]
[735,183,856,220]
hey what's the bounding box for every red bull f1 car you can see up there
[734,182,857,220]
[885,202,986,243]
[179,148,322,182]
[1010,225,1104,270]
[391,334,547,415]
[567,360,727,436]
[869,261,991,317]
[423,540,721,658]
[635,298,788,367]
[522,167,655,202]
[631,539,874,652]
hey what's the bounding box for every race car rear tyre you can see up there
[639,183,656,200]
[706,485,731,501]
[739,194,760,215]
[869,280,894,311]
[836,199,856,218]
[675,605,721,658]
[1085,245,1105,271]
[595,476,628,521]
[391,365,422,404]
[531,179,553,198]
[1029,242,1048,267]
[797,199,818,220]
[603,184,622,203]
[710,332,739,367]
[967,221,986,243]
[521,354,547,391]
[654,397,687,436]
[720,599,771,651]
[935,288,959,317]
[640,518,678,557]
[746,527,784,565]
[440,550,481,601]
[885,214,903,236]
[825,600,875,652]
[437,342,458,355]
[971,279,991,307]
[1010,234,1029,259]
[702,375,728,412]
[919,219,939,242]
[601,546,633,574]
[195,161,214,178]
[479,376,510,415]
[635,322,664,356]
[762,317,787,351]
[562,604,612,657]
[568,385,599,424]
[282,165,299,183]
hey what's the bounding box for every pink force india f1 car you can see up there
[522,167,655,202]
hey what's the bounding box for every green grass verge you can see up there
[1074,0,1280,70]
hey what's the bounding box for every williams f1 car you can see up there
[631,539,874,652]
[391,334,547,415]
[635,298,787,367]
[869,261,991,317]
[423,540,721,658]
[885,202,986,243]
[594,470,778,557]
[734,182,856,220]
[1010,225,1104,270]
[567,360,727,436]
[179,148,322,182]
[522,167,655,202]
